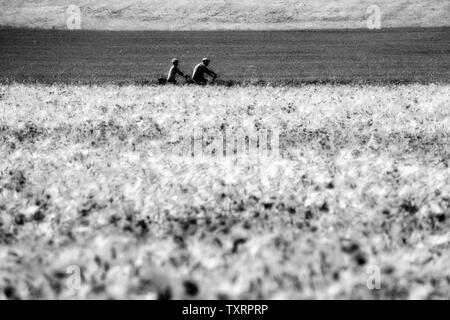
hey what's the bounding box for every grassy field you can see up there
[2,0,450,30]
[0,83,449,299]
[1,27,449,84]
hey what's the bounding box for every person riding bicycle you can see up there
[167,58,187,84]
[192,58,217,85]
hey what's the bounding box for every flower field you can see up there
[0,83,449,299]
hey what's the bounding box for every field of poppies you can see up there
[0,83,449,299]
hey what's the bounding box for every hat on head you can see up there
[172,58,179,64]
[202,57,210,63]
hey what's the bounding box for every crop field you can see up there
[0,83,449,299]
[1,28,450,84]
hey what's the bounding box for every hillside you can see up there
[0,0,449,30]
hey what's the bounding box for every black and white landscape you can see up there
[0,0,449,300]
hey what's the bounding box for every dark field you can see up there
[0,27,449,84]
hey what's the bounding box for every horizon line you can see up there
[1,25,449,32]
